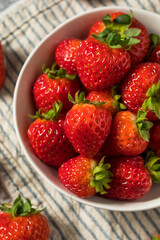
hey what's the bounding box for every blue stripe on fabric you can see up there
[80,204,112,240]
[135,0,145,9]
[2,85,13,99]
[95,209,122,240]
[143,211,159,232]
[38,0,56,28]
[42,0,61,24]
[0,118,91,240]
[65,0,77,15]
[121,212,143,240]
[74,0,86,11]
[0,151,65,240]
[148,0,158,13]
[87,0,96,8]
[132,212,151,236]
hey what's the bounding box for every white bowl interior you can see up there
[13,7,160,211]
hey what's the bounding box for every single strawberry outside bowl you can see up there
[13,7,160,211]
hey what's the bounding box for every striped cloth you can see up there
[0,0,160,239]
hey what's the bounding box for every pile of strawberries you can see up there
[27,11,160,200]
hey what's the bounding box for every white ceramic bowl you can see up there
[13,6,160,211]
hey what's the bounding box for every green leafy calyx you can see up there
[42,62,77,80]
[92,10,141,49]
[68,91,106,106]
[90,157,113,194]
[29,100,62,121]
[0,194,44,217]
[147,33,160,58]
[111,85,127,111]
[142,81,160,119]
[145,151,160,183]
[136,110,153,142]
[152,236,160,240]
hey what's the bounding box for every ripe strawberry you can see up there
[27,101,76,168]
[152,235,160,240]
[0,195,50,240]
[86,86,126,116]
[102,110,152,156]
[102,154,160,200]
[58,156,113,197]
[0,42,5,89]
[33,63,80,113]
[147,33,160,64]
[150,123,160,157]
[55,38,83,74]
[121,62,160,121]
[88,11,150,65]
[64,91,112,158]
[76,37,131,91]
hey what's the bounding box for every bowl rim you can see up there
[13,6,160,212]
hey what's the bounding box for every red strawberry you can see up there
[64,92,112,158]
[27,101,76,168]
[121,62,160,121]
[102,154,160,200]
[102,110,152,156]
[152,235,160,240]
[33,63,80,113]
[0,195,50,240]
[0,42,5,89]
[149,43,160,64]
[150,122,160,157]
[55,38,83,75]
[147,33,160,64]
[76,37,131,91]
[88,11,150,66]
[86,87,126,116]
[58,156,113,197]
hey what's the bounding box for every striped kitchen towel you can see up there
[0,0,160,239]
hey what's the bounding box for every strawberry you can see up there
[86,86,126,116]
[102,110,152,156]
[102,154,160,200]
[149,43,160,64]
[33,63,80,113]
[76,37,131,91]
[0,42,5,89]
[150,123,160,157]
[121,62,160,121]
[58,156,113,197]
[27,101,76,168]
[0,195,50,240]
[152,235,160,240]
[55,38,83,74]
[88,11,150,65]
[64,91,112,158]
[147,33,160,64]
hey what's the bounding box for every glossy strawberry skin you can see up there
[55,38,83,74]
[64,104,112,158]
[148,43,160,64]
[102,111,148,156]
[33,73,80,113]
[150,123,160,157]
[0,42,5,89]
[102,156,152,200]
[27,116,76,168]
[76,38,131,91]
[88,12,150,66]
[0,211,50,240]
[86,89,117,116]
[121,62,160,121]
[59,156,97,197]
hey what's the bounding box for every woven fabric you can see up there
[0,0,160,239]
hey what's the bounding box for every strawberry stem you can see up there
[0,195,44,217]
[145,151,160,183]
[42,63,77,80]
[142,80,160,119]
[90,157,113,194]
[92,10,141,49]
[147,33,160,58]
[136,110,153,142]
[68,91,106,106]
[29,100,62,120]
